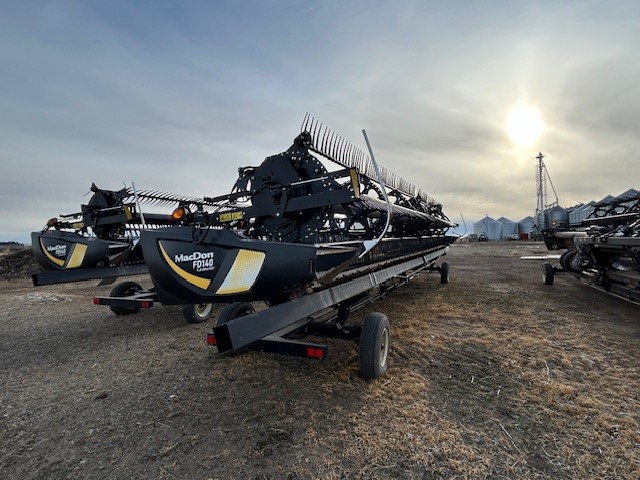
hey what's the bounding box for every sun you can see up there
[506,104,543,147]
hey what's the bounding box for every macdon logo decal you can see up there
[174,251,215,273]
[46,244,67,257]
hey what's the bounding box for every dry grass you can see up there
[1,242,639,479]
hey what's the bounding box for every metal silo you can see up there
[546,205,569,227]
[569,202,595,225]
[473,216,500,240]
[497,217,517,238]
[518,216,535,238]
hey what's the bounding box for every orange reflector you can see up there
[92,298,101,305]
[140,301,152,308]
[207,333,217,346]
[306,347,325,359]
[172,208,185,221]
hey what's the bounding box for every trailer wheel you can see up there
[560,251,576,271]
[217,302,255,326]
[542,263,555,286]
[359,312,390,380]
[440,262,450,284]
[182,303,214,324]
[109,281,142,315]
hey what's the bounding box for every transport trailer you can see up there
[92,282,215,324]
[206,246,450,379]
[133,117,458,378]
[540,211,640,306]
[541,235,640,305]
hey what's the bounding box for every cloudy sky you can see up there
[1,1,638,242]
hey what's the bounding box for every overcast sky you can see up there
[1,1,638,242]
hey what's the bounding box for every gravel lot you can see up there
[1,241,639,479]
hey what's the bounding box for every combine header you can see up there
[32,115,456,377]
[126,115,457,378]
[541,192,640,305]
[31,183,223,323]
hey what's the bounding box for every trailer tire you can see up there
[109,281,142,315]
[182,303,214,324]
[440,262,450,284]
[359,312,390,380]
[560,251,576,272]
[217,302,255,326]
[542,263,555,286]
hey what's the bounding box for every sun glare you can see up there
[506,104,543,147]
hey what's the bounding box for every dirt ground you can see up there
[1,241,639,479]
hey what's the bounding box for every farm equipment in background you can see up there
[100,115,457,378]
[540,192,640,306]
[31,183,222,323]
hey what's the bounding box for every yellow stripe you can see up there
[216,249,265,295]
[40,239,65,267]
[350,168,361,198]
[159,242,211,290]
[65,244,87,269]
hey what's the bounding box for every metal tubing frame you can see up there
[93,288,157,308]
[32,264,149,287]
[213,246,449,352]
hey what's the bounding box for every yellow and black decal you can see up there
[158,242,212,290]
[215,249,266,295]
[39,238,87,269]
[218,211,244,223]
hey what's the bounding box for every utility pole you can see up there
[535,152,546,219]
[534,152,560,231]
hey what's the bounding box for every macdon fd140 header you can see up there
[33,115,458,379]
[138,117,458,307]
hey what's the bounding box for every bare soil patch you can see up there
[1,241,639,479]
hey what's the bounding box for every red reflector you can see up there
[207,333,217,346]
[92,298,101,305]
[306,347,324,359]
[140,301,152,308]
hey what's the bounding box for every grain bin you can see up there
[497,217,517,238]
[473,216,501,240]
[518,216,535,238]
[546,206,569,227]
[569,202,595,225]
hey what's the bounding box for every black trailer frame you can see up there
[92,284,216,324]
[207,246,450,379]
[32,263,149,287]
[541,236,640,306]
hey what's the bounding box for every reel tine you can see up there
[313,120,322,148]
[321,124,329,154]
[329,132,337,159]
[309,117,316,145]
[301,113,310,132]
[315,121,323,151]
[341,138,349,166]
[337,137,345,166]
